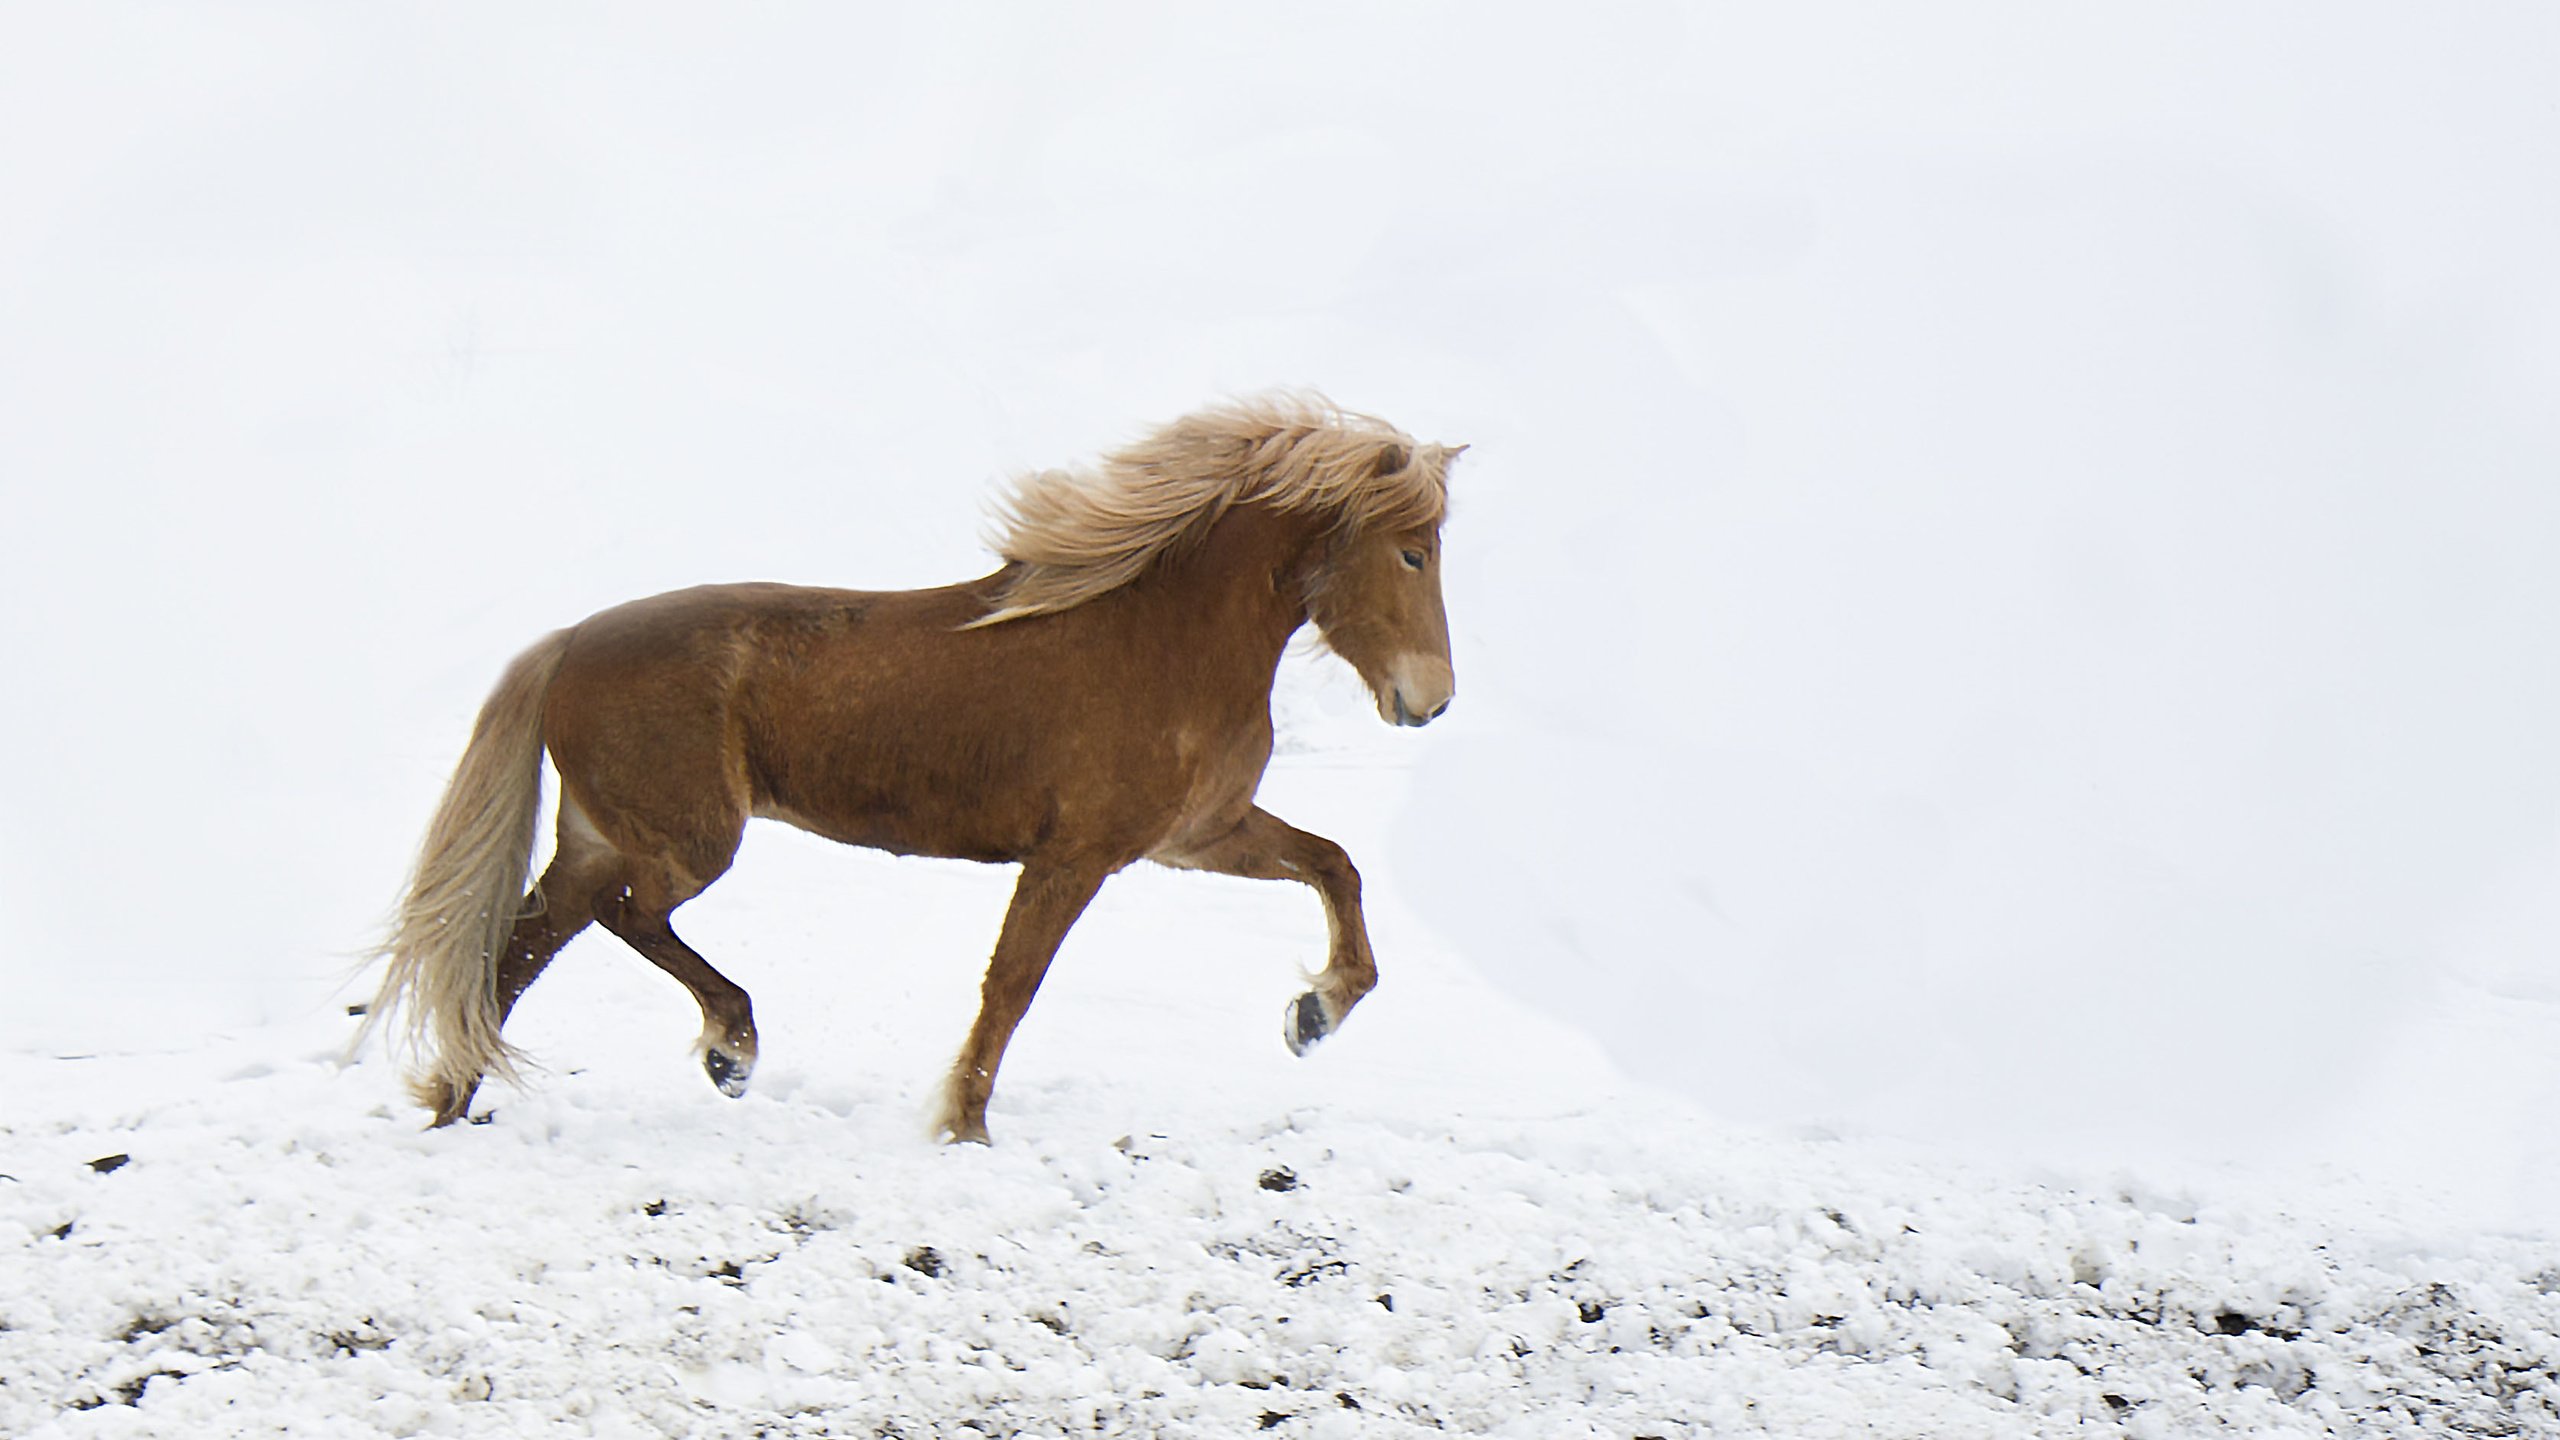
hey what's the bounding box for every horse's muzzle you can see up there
[1382,654,1456,728]
[1391,692,1451,727]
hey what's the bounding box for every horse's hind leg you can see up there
[492,805,618,1023]
[595,864,759,1099]
[542,633,760,1101]
[427,814,615,1127]
[1153,806,1377,1057]
[427,897,594,1127]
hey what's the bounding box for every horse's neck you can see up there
[1125,502,1319,677]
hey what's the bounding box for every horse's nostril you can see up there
[1427,698,1450,721]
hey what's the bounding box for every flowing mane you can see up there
[971,394,1453,626]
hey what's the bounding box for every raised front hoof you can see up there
[1285,991,1335,1057]
[702,1047,753,1099]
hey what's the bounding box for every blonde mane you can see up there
[971,393,1453,627]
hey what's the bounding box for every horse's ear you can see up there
[1441,443,1470,463]
[1373,440,1412,477]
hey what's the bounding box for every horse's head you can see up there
[1307,441,1463,728]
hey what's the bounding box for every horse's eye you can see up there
[1400,549,1427,570]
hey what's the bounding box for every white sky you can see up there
[3,3,2555,1217]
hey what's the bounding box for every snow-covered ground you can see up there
[9,738,2560,1437]
[7,5,2560,1436]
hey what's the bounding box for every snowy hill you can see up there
[8,756,2560,1437]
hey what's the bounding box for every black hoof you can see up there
[1285,992,1333,1057]
[703,1048,750,1098]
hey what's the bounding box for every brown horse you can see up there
[363,395,1461,1142]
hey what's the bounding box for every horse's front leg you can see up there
[1154,806,1377,1057]
[937,857,1112,1144]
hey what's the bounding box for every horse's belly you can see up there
[745,707,1270,868]
[751,797,1031,866]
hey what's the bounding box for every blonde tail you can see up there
[361,629,573,1118]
